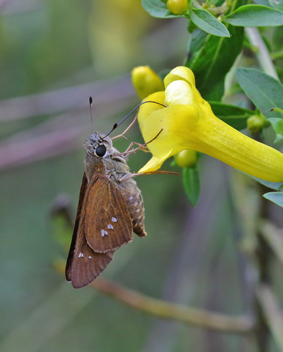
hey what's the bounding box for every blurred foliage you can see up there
[1,0,283,352]
[88,0,151,77]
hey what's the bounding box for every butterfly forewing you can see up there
[65,173,115,288]
[84,175,133,253]
[65,173,88,282]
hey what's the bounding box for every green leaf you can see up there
[182,165,200,206]
[187,28,208,53]
[186,25,244,100]
[235,69,283,118]
[263,192,283,207]
[223,5,283,26]
[269,118,283,142]
[142,0,183,18]
[273,26,283,49]
[269,0,283,11]
[209,102,253,129]
[190,9,230,37]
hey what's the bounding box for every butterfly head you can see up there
[84,132,113,158]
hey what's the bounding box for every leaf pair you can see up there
[142,0,283,38]
[142,0,230,37]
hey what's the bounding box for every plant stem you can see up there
[270,50,283,60]
[258,220,283,265]
[245,27,279,80]
[89,277,254,334]
[256,284,283,351]
[253,185,273,352]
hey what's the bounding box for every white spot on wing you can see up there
[111,217,117,222]
[78,252,84,258]
[88,255,92,259]
[101,229,109,237]
[108,224,114,229]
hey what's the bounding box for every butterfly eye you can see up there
[96,144,107,157]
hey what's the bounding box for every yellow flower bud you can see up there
[174,150,198,168]
[137,66,283,183]
[167,0,189,15]
[131,66,164,100]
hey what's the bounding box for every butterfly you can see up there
[65,132,147,288]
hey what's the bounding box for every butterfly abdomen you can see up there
[120,178,147,238]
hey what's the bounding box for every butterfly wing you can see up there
[65,173,114,288]
[84,175,133,253]
[65,173,88,283]
[68,230,114,288]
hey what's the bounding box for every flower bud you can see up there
[131,66,164,100]
[247,114,270,133]
[166,0,189,15]
[174,150,198,168]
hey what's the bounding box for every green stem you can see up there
[256,284,283,352]
[259,220,283,265]
[245,28,279,80]
[205,1,230,16]
[271,50,283,61]
[253,184,273,352]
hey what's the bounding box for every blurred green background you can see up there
[0,1,258,351]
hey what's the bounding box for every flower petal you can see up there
[138,102,200,172]
[165,80,196,106]
[164,66,195,88]
[139,153,172,173]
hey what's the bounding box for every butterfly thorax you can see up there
[83,132,129,180]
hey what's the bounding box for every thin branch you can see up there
[0,113,84,170]
[0,74,134,121]
[258,220,283,265]
[245,27,279,80]
[0,83,136,171]
[90,277,254,334]
[256,284,283,352]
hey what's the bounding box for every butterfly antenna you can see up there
[104,100,166,138]
[89,96,94,133]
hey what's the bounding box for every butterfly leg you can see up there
[111,113,138,140]
[116,129,163,159]
[119,170,179,182]
[125,141,150,153]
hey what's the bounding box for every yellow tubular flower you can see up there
[137,66,283,183]
[131,66,164,100]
